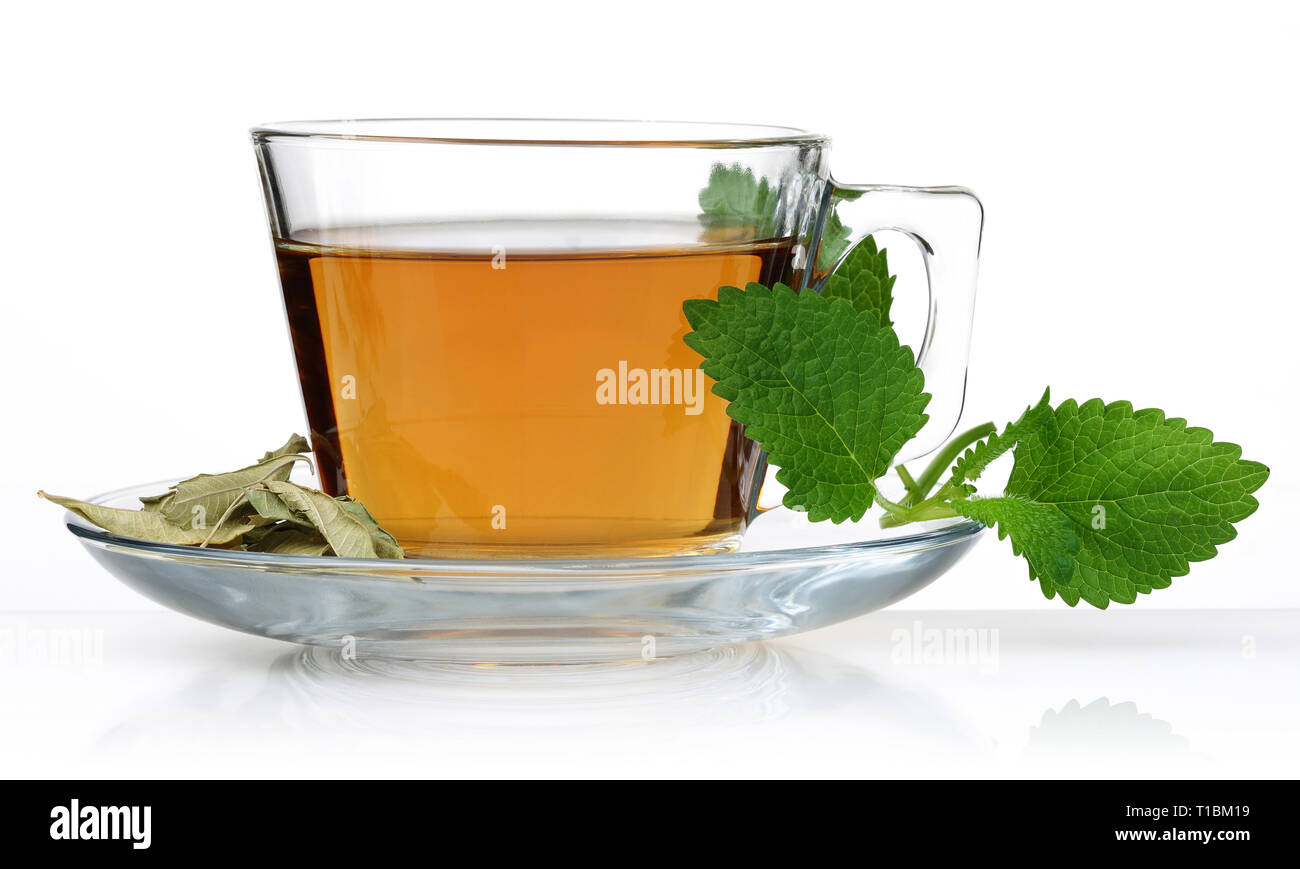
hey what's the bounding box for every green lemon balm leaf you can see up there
[698,164,861,268]
[951,388,1053,485]
[698,164,780,238]
[684,283,929,522]
[1003,399,1269,608]
[823,235,897,326]
[815,186,871,273]
[692,156,1268,607]
[951,496,1080,591]
[816,206,854,273]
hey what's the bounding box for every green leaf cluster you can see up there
[686,174,1268,607]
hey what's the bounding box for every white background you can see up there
[1,0,1297,778]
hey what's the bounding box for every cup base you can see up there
[398,529,745,560]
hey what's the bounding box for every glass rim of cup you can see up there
[249,117,829,149]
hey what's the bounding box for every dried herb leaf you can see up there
[260,433,311,462]
[159,453,310,530]
[43,434,405,559]
[245,487,405,558]
[258,480,379,559]
[39,491,256,546]
[138,490,172,511]
[336,497,405,559]
[243,525,334,556]
[244,485,308,527]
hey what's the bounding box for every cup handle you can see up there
[814,182,983,461]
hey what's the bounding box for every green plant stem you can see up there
[894,463,922,501]
[874,491,911,519]
[880,504,963,528]
[903,422,996,507]
[880,480,966,528]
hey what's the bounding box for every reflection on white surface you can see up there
[279,642,984,751]
[1027,698,1190,759]
[0,608,1295,777]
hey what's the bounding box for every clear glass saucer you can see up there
[62,479,984,664]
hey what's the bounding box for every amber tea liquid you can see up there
[275,221,793,556]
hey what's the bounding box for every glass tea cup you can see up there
[252,119,981,557]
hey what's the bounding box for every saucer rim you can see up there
[63,478,985,582]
